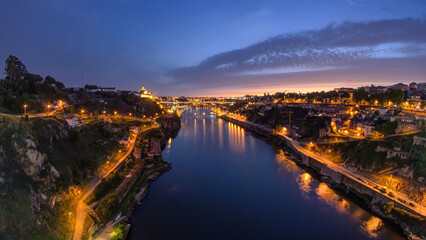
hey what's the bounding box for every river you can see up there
[128,108,404,240]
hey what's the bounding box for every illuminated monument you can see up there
[139,86,153,99]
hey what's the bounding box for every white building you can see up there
[356,122,374,137]
[413,136,426,147]
[139,87,153,99]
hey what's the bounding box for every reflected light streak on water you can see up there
[128,107,404,240]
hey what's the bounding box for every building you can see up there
[67,87,83,91]
[356,122,374,137]
[417,82,426,92]
[334,87,355,93]
[129,126,139,133]
[394,113,415,123]
[413,136,426,147]
[148,139,161,157]
[376,145,411,160]
[409,82,417,90]
[119,135,130,147]
[387,83,409,91]
[395,122,422,134]
[64,116,79,128]
[133,148,142,159]
[387,149,411,160]
[406,94,423,108]
[139,87,153,98]
[378,108,389,115]
[88,87,116,93]
[362,85,387,94]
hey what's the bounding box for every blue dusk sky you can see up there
[0,0,425,96]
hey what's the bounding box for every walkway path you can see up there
[72,125,155,240]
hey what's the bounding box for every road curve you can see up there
[72,127,152,240]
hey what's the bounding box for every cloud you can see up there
[166,18,426,95]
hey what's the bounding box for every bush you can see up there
[96,193,119,222]
[383,201,423,223]
[383,201,394,214]
[378,121,398,136]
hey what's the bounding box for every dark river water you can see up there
[128,108,404,240]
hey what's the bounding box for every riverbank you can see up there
[93,160,172,240]
[80,114,181,240]
[219,114,425,240]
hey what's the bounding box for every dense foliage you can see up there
[0,55,66,113]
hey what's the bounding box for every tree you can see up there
[380,121,398,136]
[44,75,65,89]
[383,201,394,214]
[5,55,27,81]
[340,91,351,99]
[84,84,98,89]
[421,100,426,110]
[388,89,404,105]
[44,76,56,85]
[353,89,368,103]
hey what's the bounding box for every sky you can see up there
[0,0,425,96]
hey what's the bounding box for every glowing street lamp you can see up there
[81,109,85,114]
[114,111,117,116]
[58,100,63,108]
[23,104,28,115]
[103,110,106,115]
[129,113,132,117]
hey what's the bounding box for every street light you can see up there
[114,111,117,116]
[129,113,132,117]
[23,104,28,115]
[103,110,106,115]
[81,109,85,114]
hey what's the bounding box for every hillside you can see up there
[0,115,146,239]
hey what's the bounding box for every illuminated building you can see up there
[139,86,153,98]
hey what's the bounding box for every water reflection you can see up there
[316,183,350,214]
[129,108,404,240]
[275,150,300,174]
[275,150,398,239]
[299,172,313,194]
[227,122,246,152]
[361,216,384,238]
